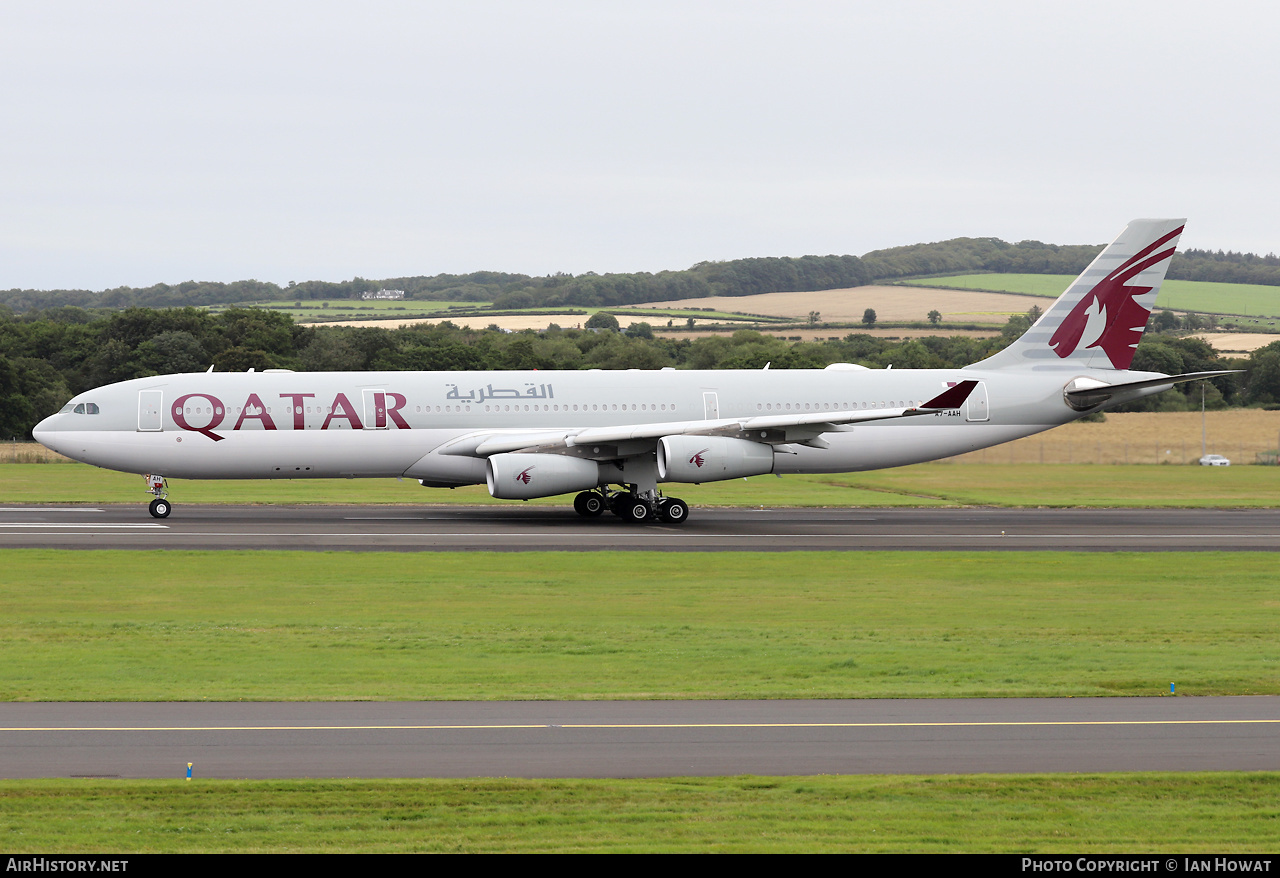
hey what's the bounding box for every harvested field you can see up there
[948,410,1280,466]
[656,328,999,342]
[1189,332,1280,354]
[0,442,69,464]
[635,285,1036,324]
[301,299,1262,356]
[301,314,697,332]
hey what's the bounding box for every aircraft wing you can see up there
[442,380,979,459]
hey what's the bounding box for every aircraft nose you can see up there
[32,415,57,451]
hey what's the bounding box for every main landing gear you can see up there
[145,474,171,518]
[572,489,689,524]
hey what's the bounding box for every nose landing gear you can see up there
[144,474,171,518]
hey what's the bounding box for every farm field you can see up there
[1188,332,1280,353]
[654,327,1001,342]
[3,773,1277,853]
[2,549,1276,701]
[304,312,712,332]
[946,409,1280,467]
[638,285,1032,325]
[222,299,491,321]
[300,305,770,333]
[901,274,1280,319]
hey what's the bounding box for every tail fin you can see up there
[972,218,1185,371]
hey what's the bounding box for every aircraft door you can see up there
[965,381,989,422]
[138,390,163,431]
[702,391,719,420]
[362,390,388,429]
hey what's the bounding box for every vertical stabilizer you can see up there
[971,218,1185,371]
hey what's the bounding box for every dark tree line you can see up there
[0,255,869,315]
[863,237,1280,288]
[4,234,1279,317]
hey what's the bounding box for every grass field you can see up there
[3,773,1277,853]
[2,457,1278,508]
[901,274,1280,319]
[1,549,1275,701]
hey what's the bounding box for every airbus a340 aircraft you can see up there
[34,218,1230,523]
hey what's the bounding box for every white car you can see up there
[1199,454,1230,466]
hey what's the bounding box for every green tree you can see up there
[927,310,941,325]
[585,312,620,332]
[862,308,877,327]
[1247,348,1280,405]
[299,332,365,371]
[213,346,275,372]
[136,331,209,375]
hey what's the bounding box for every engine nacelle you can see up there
[657,435,774,483]
[486,453,603,500]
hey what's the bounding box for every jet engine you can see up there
[486,453,603,500]
[657,435,774,483]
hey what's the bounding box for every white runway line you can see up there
[0,523,168,529]
[0,508,104,512]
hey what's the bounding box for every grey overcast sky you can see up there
[3,0,1278,290]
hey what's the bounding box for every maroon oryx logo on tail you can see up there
[1048,225,1183,370]
[689,449,709,468]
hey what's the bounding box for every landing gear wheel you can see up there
[659,498,688,524]
[574,492,605,517]
[148,498,171,519]
[624,500,651,523]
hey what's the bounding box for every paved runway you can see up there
[0,504,1278,551]
[1,697,1275,779]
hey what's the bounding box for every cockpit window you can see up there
[59,404,74,414]
[73,404,85,414]
[71,403,100,415]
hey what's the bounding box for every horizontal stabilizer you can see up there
[1064,371,1239,410]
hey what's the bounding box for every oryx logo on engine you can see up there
[689,449,709,468]
[515,466,535,485]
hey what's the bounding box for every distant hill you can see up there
[3,235,1277,316]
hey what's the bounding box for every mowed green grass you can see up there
[3,774,1278,853]
[902,274,1280,318]
[3,461,1276,508]
[1,550,1276,701]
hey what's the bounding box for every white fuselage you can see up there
[32,365,1159,487]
